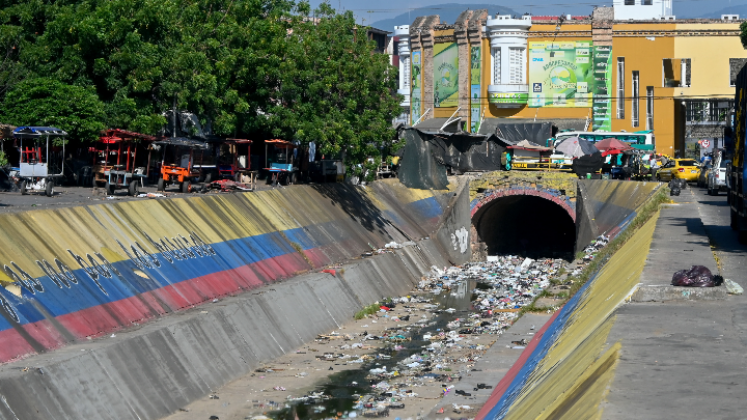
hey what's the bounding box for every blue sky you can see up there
[307,0,747,26]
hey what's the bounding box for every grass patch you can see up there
[354,303,381,320]
[537,289,554,299]
[519,303,560,314]
[289,241,313,267]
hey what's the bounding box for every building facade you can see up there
[394,7,747,156]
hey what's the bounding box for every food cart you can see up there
[506,140,558,171]
[263,139,298,186]
[13,126,68,196]
[94,129,156,196]
[218,139,253,181]
[155,137,210,193]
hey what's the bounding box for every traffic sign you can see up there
[701,140,711,148]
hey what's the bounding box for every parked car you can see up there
[707,159,730,195]
[656,159,700,182]
[697,162,712,187]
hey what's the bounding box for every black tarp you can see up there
[479,120,553,147]
[572,152,604,177]
[479,118,587,146]
[398,128,509,189]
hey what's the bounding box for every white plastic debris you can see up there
[725,279,744,295]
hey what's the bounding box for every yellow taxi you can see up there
[656,159,700,182]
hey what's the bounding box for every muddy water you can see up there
[269,280,477,420]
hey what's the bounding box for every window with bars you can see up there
[632,71,639,128]
[617,57,625,119]
[509,48,525,84]
[685,100,734,123]
[492,48,501,85]
[646,86,654,130]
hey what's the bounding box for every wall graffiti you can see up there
[0,232,217,323]
[451,227,470,254]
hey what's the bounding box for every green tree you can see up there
[267,2,401,166]
[0,0,401,166]
[15,0,296,135]
[2,77,106,142]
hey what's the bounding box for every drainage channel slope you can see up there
[0,179,472,420]
[475,192,662,420]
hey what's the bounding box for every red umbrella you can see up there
[595,138,633,153]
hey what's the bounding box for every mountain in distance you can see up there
[370,3,518,31]
[697,4,747,18]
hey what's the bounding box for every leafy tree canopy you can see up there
[2,77,106,142]
[0,0,400,165]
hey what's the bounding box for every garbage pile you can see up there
[420,256,565,314]
[578,235,610,265]
[265,257,571,420]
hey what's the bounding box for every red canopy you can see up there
[265,139,296,149]
[594,138,633,152]
[99,129,156,143]
[226,138,253,144]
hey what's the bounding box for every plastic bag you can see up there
[671,265,723,287]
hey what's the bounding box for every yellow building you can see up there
[399,7,747,156]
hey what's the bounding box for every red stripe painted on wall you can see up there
[475,310,561,420]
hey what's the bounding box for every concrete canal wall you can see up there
[0,176,658,420]
[0,179,473,420]
[475,189,663,420]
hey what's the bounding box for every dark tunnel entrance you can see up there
[472,195,576,259]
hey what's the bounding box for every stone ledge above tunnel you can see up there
[471,193,577,259]
[469,174,579,261]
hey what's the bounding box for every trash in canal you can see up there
[265,255,569,420]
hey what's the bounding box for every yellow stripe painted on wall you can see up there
[504,211,659,419]
[0,184,448,279]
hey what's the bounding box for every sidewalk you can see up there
[601,186,747,420]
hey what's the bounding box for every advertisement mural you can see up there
[489,92,529,105]
[411,51,422,122]
[528,41,594,108]
[470,46,481,133]
[593,45,613,131]
[433,43,459,108]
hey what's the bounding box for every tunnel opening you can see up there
[472,195,576,260]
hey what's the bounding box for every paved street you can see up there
[603,184,747,420]
[0,179,286,214]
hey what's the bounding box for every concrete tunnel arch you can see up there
[471,190,576,258]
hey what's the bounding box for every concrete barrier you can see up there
[0,178,470,420]
[576,179,660,248]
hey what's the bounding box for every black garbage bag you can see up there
[671,265,724,287]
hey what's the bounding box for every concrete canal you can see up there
[0,175,662,420]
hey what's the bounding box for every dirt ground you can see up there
[0,180,285,214]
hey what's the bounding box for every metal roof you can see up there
[13,126,68,138]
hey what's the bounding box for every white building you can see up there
[394,25,411,124]
[613,0,674,20]
[486,14,533,108]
